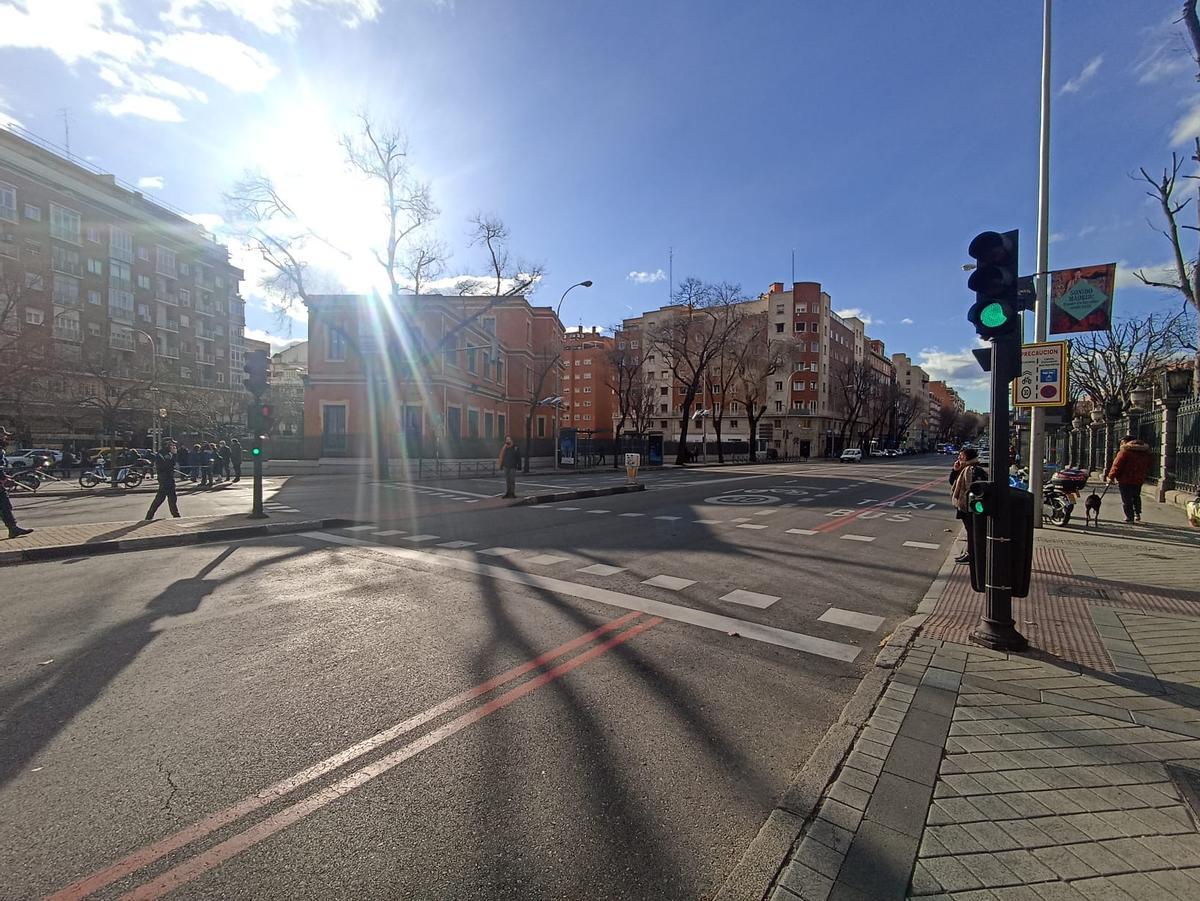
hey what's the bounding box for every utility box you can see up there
[968,485,1034,597]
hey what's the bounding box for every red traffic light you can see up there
[260,404,273,418]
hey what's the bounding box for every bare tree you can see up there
[891,387,921,449]
[605,332,652,468]
[731,316,799,462]
[647,279,746,465]
[0,263,55,434]
[830,358,882,451]
[521,340,564,473]
[399,237,448,296]
[1068,310,1194,412]
[937,405,961,442]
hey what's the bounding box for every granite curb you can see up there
[712,540,962,901]
[0,517,353,566]
[511,483,647,505]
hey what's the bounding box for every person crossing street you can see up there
[230,438,243,483]
[145,439,182,520]
[498,435,522,499]
[0,427,33,539]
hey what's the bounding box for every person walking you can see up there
[1107,434,1151,524]
[950,447,986,565]
[176,444,191,482]
[217,440,232,483]
[190,443,203,482]
[230,438,243,483]
[498,435,522,498]
[0,428,33,539]
[145,439,182,520]
[200,443,215,488]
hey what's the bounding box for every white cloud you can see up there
[94,93,184,122]
[184,212,225,232]
[243,326,305,353]
[917,342,990,393]
[900,317,914,325]
[1049,232,1068,243]
[1115,259,1179,290]
[1059,54,1103,95]
[834,307,872,327]
[627,269,666,284]
[163,0,381,36]
[0,95,21,129]
[1172,99,1200,146]
[137,175,165,189]
[0,1,145,67]
[153,31,279,92]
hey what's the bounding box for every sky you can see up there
[1,0,1196,410]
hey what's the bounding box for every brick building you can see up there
[303,293,565,459]
[562,326,617,446]
[0,126,246,447]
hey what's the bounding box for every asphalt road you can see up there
[0,456,958,900]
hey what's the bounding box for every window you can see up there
[24,239,42,257]
[774,401,783,412]
[793,381,803,391]
[484,411,494,439]
[53,310,80,341]
[630,340,639,348]
[467,347,477,374]
[178,287,190,307]
[660,386,668,396]
[647,354,655,361]
[497,414,506,437]
[24,272,43,290]
[661,421,668,429]
[795,304,807,313]
[23,203,41,221]
[217,371,225,384]
[110,228,133,263]
[326,328,346,361]
[775,304,784,314]
[574,359,580,366]
[86,225,101,243]
[583,401,592,408]
[49,204,81,244]
[583,358,592,365]
[536,416,546,438]
[0,182,16,222]
[582,386,592,394]
[482,316,496,335]
[496,358,504,384]
[661,371,668,379]
[179,262,190,277]
[730,420,739,428]
[108,289,134,322]
[659,403,668,412]
[136,274,151,290]
[775,322,784,333]
[810,381,817,390]
[775,381,783,391]
[86,258,103,276]
[180,367,191,380]
[155,246,177,277]
[795,322,805,333]
[137,246,149,261]
[582,372,592,380]
[88,321,101,337]
[51,246,81,275]
[467,409,479,438]
[810,342,819,352]
[87,289,101,305]
[25,308,44,325]
[52,275,80,307]
[810,362,819,372]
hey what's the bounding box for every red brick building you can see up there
[303,293,565,460]
[562,326,617,447]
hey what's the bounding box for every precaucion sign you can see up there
[1012,340,1069,408]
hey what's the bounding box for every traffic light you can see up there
[966,482,996,517]
[244,349,269,396]
[251,434,265,457]
[967,230,1021,340]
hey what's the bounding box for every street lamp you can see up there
[692,408,711,464]
[555,280,593,319]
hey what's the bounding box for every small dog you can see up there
[1084,491,1103,526]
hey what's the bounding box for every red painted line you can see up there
[122,616,663,900]
[47,611,642,901]
[813,476,945,534]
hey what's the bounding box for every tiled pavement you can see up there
[764,512,1200,901]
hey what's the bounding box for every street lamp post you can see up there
[555,280,593,320]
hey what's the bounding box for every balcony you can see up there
[196,352,217,365]
[109,306,135,325]
[194,326,215,341]
[53,326,82,343]
[156,290,178,306]
[159,344,180,360]
[157,318,179,332]
[194,303,216,317]
[109,333,135,352]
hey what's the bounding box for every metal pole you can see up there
[249,388,267,519]
[1029,0,1052,526]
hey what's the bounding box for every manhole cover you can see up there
[1053,585,1109,599]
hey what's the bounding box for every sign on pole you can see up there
[1012,340,1069,408]
[1048,263,1116,334]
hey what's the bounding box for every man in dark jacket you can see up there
[146,439,181,519]
[1107,435,1151,524]
[498,436,522,498]
[230,438,243,482]
[950,447,987,564]
[0,427,33,538]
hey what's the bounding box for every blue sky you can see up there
[1,0,1195,410]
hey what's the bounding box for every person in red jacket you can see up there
[1106,434,1151,524]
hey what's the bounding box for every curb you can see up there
[711,539,959,901]
[511,483,647,505]
[15,482,249,499]
[0,517,353,566]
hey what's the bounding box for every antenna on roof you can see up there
[59,108,71,157]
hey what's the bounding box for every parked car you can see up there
[839,448,863,463]
[5,448,63,469]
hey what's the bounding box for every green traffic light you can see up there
[972,499,985,514]
[979,302,1010,329]
[251,447,262,456]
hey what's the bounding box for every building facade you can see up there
[892,352,933,450]
[562,326,617,444]
[0,126,245,447]
[303,293,565,459]
[270,341,307,438]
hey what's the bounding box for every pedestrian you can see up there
[1106,434,1151,524]
[497,435,522,498]
[230,438,243,482]
[191,443,203,482]
[200,443,215,488]
[177,444,191,482]
[950,447,987,565]
[0,428,33,539]
[145,439,181,520]
[217,440,231,483]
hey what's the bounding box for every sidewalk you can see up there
[748,499,1200,901]
[0,512,349,565]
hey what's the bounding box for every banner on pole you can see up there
[1048,263,1116,334]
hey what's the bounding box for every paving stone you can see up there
[1097,836,1177,872]
[923,668,964,692]
[928,797,986,826]
[836,820,920,901]
[778,860,834,901]
[960,820,1021,852]
[901,707,955,746]
[1132,833,1200,867]
[1029,884,1089,901]
[927,824,987,855]
[1062,877,1137,901]
[1107,873,1177,899]
[986,887,1054,901]
[884,735,944,787]
[1029,845,1098,881]
[909,861,943,896]
[861,726,898,748]
[997,817,1057,850]
[845,749,885,776]
[913,687,959,718]
[858,738,892,762]
[1029,815,1092,845]
[1145,867,1200,899]
[827,778,872,813]
[1060,813,1127,842]
[807,817,853,855]
[1092,810,1154,839]
[930,654,968,674]
[970,794,1024,821]
[798,836,845,881]
[865,772,934,838]
[821,799,864,834]
[1066,840,1136,877]
[919,856,983,893]
[956,851,1024,888]
[947,891,1001,901]
[838,765,878,795]
[988,849,1057,884]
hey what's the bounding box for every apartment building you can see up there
[928,380,965,414]
[0,126,245,445]
[892,352,933,450]
[303,293,564,458]
[562,326,616,441]
[270,341,307,437]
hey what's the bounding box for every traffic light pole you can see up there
[970,332,1028,652]
[248,389,267,520]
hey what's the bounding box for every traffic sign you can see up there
[1012,340,1069,408]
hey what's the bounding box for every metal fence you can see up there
[1059,398,1197,493]
[1177,396,1200,493]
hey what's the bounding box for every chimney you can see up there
[769,282,785,294]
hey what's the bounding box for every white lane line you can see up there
[374,530,406,537]
[731,517,751,523]
[558,506,580,511]
[525,554,571,566]
[466,500,480,504]
[819,607,886,633]
[736,523,769,530]
[753,509,779,516]
[479,547,522,556]
[642,574,696,591]
[694,519,724,525]
[618,513,645,518]
[585,509,611,515]
[577,564,625,576]
[383,481,496,499]
[438,540,477,549]
[274,507,300,513]
[840,535,876,543]
[401,534,439,543]
[345,525,376,532]
[720,589,781,610]
[903,541,941,550]
[299,531,860,661]
[654,515,681,521]
[786,529,819,536]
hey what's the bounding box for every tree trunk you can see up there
[747,413,760,462]
[713,419,725,463]
[674,385,699,466]
[523,412,534,474]
[612,414,627,468]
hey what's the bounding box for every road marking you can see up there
[298,532,861,662]
[558,506,580,511]
[786,528,819,536]
[586,509,611,514]
[753,509,779,516]
[49,612,644,901]
[736,523,768,530]
[577,564,625,576]
[384,481,496,499]
[479,547,521,556]
[642,574,695,591]
[374,530,406,537]
[654,515,681,521]
[731,517,751,522]
[840,534,876,542]
[694,519,724,524]
[903,541,941,550]
[401,534,440,543]
[116,616,661,901]
[618,512,645,518]
[525,554,571,566]
[438,540,477,549]
[819,607,886,632]
[813,476,944,535]
[720,589,780,609]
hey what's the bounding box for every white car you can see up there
[839,448,863,463]
[5,448,62,469]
